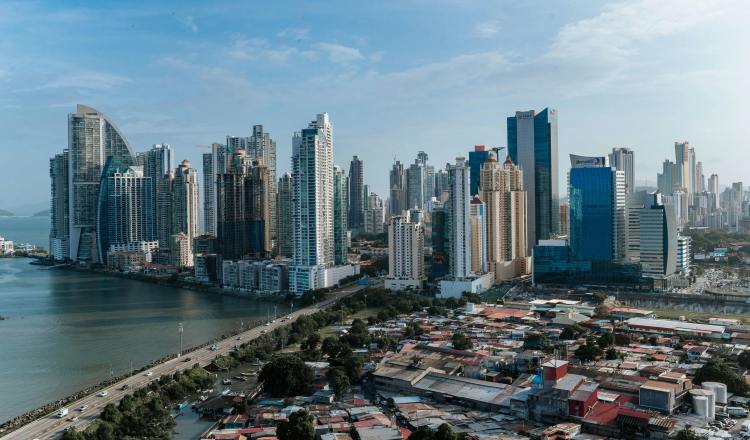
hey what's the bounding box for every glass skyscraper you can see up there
[507,108,559,249]
[468,145,490,196]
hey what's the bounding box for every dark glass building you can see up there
[430,206,449,279]
[507,108,559,250]
[468,145,490,196]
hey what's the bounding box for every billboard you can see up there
[570,154,608,168]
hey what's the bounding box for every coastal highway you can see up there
[1,281,375,440]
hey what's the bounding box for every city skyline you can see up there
[1,0,749,211]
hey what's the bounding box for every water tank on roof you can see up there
[703,382,728,405]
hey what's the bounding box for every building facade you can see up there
[276,172,293,257]
[348,156,364,231]
[609,147,635,194]
[385,214,425,290]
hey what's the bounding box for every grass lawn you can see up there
[652,307,750,324]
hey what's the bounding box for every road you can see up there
[1,281,374,440]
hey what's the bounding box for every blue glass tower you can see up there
[507,108,559,250]
[569,167,616,262]
[468,145,490,196]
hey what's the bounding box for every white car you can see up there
[145,371,153,377]
[98,391,108,397]
[78,405,88,412]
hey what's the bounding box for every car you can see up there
[98,391,108,397]
[236,336,241,340]
[183,357,192,362]
[68,416,79,422]
[145,371,153,377]
[120,384,129,390]
[78,405,88,412]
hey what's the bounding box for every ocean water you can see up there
[0,215,50,248]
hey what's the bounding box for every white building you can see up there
[676,235,691,275]
[609,147,635,194]
[447,157,472,279]
[0,236,14,255]
[169,233,193,268]
[364,192,385,234]
[385,215,425,291]
[171,159,200,254]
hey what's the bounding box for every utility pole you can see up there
[274,305,277,320]
[178,322,184,357]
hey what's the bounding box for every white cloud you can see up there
[178,15,198,33]
[277,27,310,41]
[12,71,131,93]
[475,20,500,38]
[314,42,364,64]
[547,0,723,63]
[226,38,298,63]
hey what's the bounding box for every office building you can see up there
[406,159,425,210]
[67,104,136,263]
[568,155,625,263]
[136,143,174,253]
[96,160,154,266]
[609,147,635,194]
[507,108,559,246]
[559,203,568,236]
[49,150,69,261]
[468,145,491,196]
[480,153,529,280]
[385,214,425,291]
[364,192,385,234]
[276,172,293,257]
[638,192,677,281]
[418,151,435,206]
[430,204,449,279]
[389,160,407,217]
[434,169,450,200]
[333,165,349,265]
[708,174,720,210]
[348,156,364,231]
[469,197,487,274]
[202,143,231,236]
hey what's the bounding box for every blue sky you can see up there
[0,0,748,213]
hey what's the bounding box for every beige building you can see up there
[385,214,425,290]
[479,154,529,281]
[169,232,193,268]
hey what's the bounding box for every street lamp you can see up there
[178,323,184,357]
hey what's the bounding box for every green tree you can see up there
[695,359,750,395]
[675,427,708,440]
[404,321,425,338]
[61,428,86,440]
[301,333,321,350]
[101,403,122,424]
[277,409,315,440]
[575,342,603,363]
[605,347,619,360]
[326,367,351,398]
[597,333,615,348]
[435,423,458,440]
[259,354,313,396]
[614,333,631,346]
[410,426,436,440]
[523,332,549,350]
[739,350,750,370]
[350,426,362,440]
[452,332,472,350]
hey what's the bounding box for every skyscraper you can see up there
[507,108,559,246]
[364,192,385,234]
[348,156,364,231]
[568,155,625,263]
[68,104,136,263]
[659,160,677,194]
[97,160,155,265]
[171,160,200,255]
[637,192,677,281]
[276,173,293,257]
[202,143,231,236]
[49,150,69,261]
[447,157,472,279]
[389,160,407,217]
[469,197,487,274]
[480,153,528,279]
[333,165,349,265]
[674,141,690,192]
[688,147,696,195]
[247,125,277,241]
[418,151,435,205]
[609,147,634,194]
[468,145,491,196]
[406,159,425,210]
[434,169,450,200]
[385,214,425,291]
[708,174,720,210]
[292,113,334,268]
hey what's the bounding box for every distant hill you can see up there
[0,209,14,217]
[33,209,50,217]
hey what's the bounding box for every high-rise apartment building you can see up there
[171,160,200,262]
[609,147,635,194]
[479,154,528,280]
[385,214,425,290]
[292,113,335,267]
[49,150,69,261]
[708,174,720,210]
[507,108,559,246]
[406,159,425,210]
[67,105,136,263]
[418,151,435,206]
[364,192,385,234]
[136,144,174,253]
[559,203,569,236]
[469,197,487,274]
[348,156,364,231]
[568,155,625,263]
[674,141,690,192]
[676,235,691,275]
[333,165,349,265]
[434,169,450,200]
[97,160,155,265]
[276,173,293,257]
[247,125,277,241]
[447,157,472,279]
[688,147,696,195]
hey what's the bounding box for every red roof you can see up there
[584,402,620,425]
